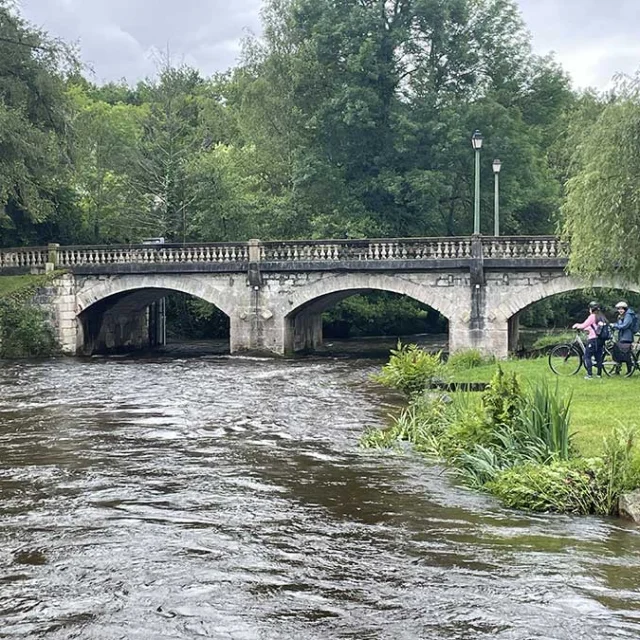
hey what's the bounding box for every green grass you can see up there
[0,272,63,301]
[0,275,41,298]
[450,358,639,457]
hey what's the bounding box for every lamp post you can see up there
[471,130,483,235]
[492,158,502,236]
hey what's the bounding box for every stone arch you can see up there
[75,273,236,317]
[278,272,457,353]
[493,274,640,322]
[74,274,235,355]
[283,272,457,320]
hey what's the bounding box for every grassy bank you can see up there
[0,272,62,300]
[364,344,640,517]
[449,358,638,457]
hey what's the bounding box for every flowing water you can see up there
[1,355,640,639]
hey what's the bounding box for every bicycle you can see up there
[548,331,619,377]
[607,334,640,378]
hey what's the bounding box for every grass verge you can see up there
[449,358,638,457]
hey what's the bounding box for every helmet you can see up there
[589,301,600,311]
[615,301,629,309]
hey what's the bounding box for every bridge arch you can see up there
[74,274,235,355]
[493,275,640,323]
[278,273,457,353]
[75,274,236,317]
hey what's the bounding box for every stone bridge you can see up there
[1,236,636,357]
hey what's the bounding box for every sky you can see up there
[17,0,640,90]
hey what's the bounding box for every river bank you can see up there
[365,346,640,520]
[448,358,639,457]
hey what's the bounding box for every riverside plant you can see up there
[0,299,58,358]
[363,360,640,516]
[446,348,495,372]
[371,342,445,397]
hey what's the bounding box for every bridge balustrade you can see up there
[260,237,475,261]
[0,236,569,272]
[0,247,49,269]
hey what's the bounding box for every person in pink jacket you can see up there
[572,301,607,378]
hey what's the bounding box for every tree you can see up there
[232,0,573,239]
[564,74,640,280]
[67,82,148,242]
[0,1,77,246]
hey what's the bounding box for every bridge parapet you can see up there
[0,236,569,273]
[482,237,568,259]
[56,243,249,267]
[0,246,49,270]
[260,237,475,261]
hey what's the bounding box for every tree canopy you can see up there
[564,74,640,280]
[0,0,621,251]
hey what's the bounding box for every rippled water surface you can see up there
[1,355,640,639]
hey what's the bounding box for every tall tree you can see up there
[0,0,76,246]
[564,72,640,280]
[66,82,148,242]
[231,0,573,239]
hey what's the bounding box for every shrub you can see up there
[0,299,58,358]
[371,342,444,397]
[594,426,639,515]
[530,332,575,352]
[481,366,523,429]
[488,461,597,514]
[447,349,495,371]
[488,428,640,516]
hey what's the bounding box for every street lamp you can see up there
[492,158,502,236]
[471,130,483,235]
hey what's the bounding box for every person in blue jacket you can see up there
[612,301,636,375]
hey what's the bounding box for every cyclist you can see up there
[611,301,636,375]
[572,301,607,379]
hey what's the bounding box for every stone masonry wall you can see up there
[41,266,640,359]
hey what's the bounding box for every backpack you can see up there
[595,321,611,341]
[629,309,639,335]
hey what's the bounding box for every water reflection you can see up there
[0,356,639,639]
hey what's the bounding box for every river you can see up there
[1,355,640,639]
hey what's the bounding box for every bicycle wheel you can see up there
[625,351,638,378]
[548,344,582,376]
[605,345,637,378]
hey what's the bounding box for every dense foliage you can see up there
[0,0,602,250]
[0,273,61,357]
[371,341,444,395]
[564,73,640,280]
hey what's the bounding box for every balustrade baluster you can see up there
[541,240,549,257]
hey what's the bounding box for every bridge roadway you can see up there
[0,236,635,357]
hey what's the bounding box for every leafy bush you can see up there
[446,349,495,371]
[595,426,639,515]
[488,428,640,516]
[488,461,597,514]
[0,299,58,358]
[481,367,523,429]
[530,332,575,351]
[371,342,444,397]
